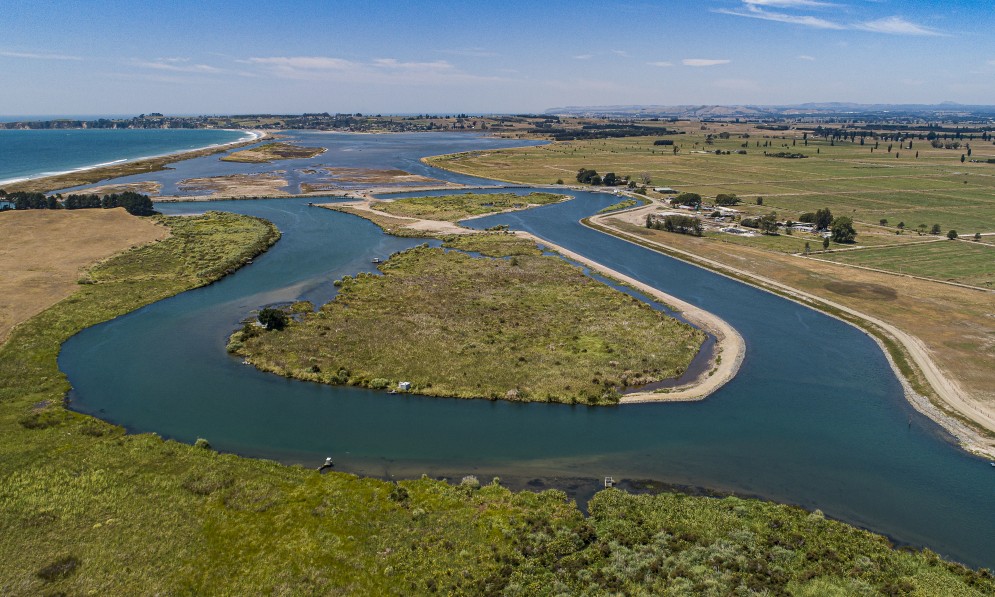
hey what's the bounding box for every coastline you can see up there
[0,129,266,191]
[315,195,745,405]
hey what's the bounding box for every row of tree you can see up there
[645,214,703,236]
[0,190,156,216]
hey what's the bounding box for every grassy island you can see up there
[229,234,704,404]
[370,191,565,221]
[1,212,991,593]
[220,141,326,163]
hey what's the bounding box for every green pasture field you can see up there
[427,128,995,241]
[816,239,995,288]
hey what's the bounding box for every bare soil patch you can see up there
[221,142,326,163]
[0,209,168,342]
[176,172,288,197]
[300,168,458,193]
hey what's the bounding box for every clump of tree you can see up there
[5,190,156,216]
[714,193,741,206]
[653,139,674,146]
[576,168,602,185]
[672,192,702,209]
[646,214,703,236]
[830,216,857,243]
[947,230,958,240]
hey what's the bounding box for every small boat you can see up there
[372,257,382,264]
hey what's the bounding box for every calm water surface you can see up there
[0,128,248,185]
[59,134,995,569]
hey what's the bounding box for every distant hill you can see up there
[545,103,995,120]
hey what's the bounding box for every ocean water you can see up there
[0,128,251,185]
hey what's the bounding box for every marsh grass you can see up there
[233,235,705,404]
[371,191,566,221]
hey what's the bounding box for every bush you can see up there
[370,378,390,390]
[258,308,288,330]
[194,437,211,449]
[460,475,481,489]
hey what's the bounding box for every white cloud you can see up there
[797,54,816,61]
[372,58,454,71]
[573,54,594,60]
[244,55,504,85]
[134,60,222,74]
[855,16,945,36]
[683,59,731,67]
[715,5,843,29]
[743,0,835,7]
[439,47,499,58]
[246,56,357,70]
[647,61,674,67]
[611,49,631,58]
[0,50,82,61]
[718,3,946,36]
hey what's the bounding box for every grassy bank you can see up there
[371,191,565,221]
[221,141,326,163]
[1,213,991,593]
[231,234,704,404]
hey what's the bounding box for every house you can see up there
[398,381,411,391]
[653,187,678,194]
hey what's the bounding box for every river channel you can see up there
[59,133,995,569]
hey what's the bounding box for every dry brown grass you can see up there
[0,209,168,342]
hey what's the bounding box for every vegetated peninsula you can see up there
[370,191,565,221]
[220,141,326,163]
[229,233,704,404]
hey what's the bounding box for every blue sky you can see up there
[2,0,993,115]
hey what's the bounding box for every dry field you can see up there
[0,208,168,342]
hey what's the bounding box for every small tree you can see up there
[822,236,830,250]
[814,208,833,231]
[947,230,958,240]
[879,218,888,226]
[830,216,857,243]
[258,308,289,330]
[758,212,779,235]
[755,196,763,206]
[897,222,905,230]
[930,223,942,235]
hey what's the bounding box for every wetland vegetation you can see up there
[220,141,326,163]
[370,191,565,221]
[2,209,990,593]
[230,234,704,404]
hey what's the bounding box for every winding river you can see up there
[59,133,995,569]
